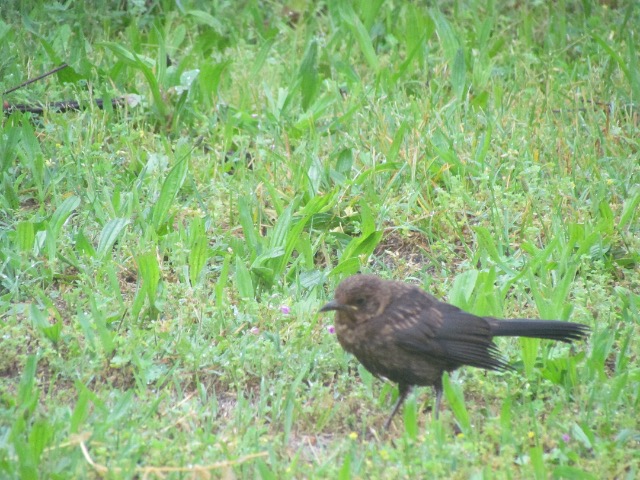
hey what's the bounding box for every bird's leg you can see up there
[384,383,411,430]
[433,379,443,419]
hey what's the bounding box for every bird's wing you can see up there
[388,289,510,371]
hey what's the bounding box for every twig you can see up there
[2,63,69,96]
[79,440,108,474]
[78,438,267,475]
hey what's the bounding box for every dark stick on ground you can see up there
[3,97,128,115]
[319,274,590,429]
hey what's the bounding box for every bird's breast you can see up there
[335,314,392,356]
[334,316,361,355]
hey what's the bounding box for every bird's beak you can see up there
[319,300,352,312]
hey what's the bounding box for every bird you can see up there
[319,274,590,429]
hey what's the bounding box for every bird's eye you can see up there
[354,297,366,306]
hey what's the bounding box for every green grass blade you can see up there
[618,187,640,230]
[215,253,231,306]
[451,48,466,100]
[137,252,161,309]
[430,8,460,63]
[17,355,39,414]
[150,150,189,232]
[519,337,539,378]
[188,217,208,287]
[235,256,254,299]
[443,373,470,434]
[448,269,479,311]
[50,196,80,237]
[298,40,319,111]
[15,221,35,254]
[340,3,379,71]
[97,218,130,259]
[238,197,260,259]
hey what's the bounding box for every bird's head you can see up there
[319,274,391,324]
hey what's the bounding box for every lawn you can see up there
[1,1,639,478]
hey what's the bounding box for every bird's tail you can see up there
[487,318,590,343]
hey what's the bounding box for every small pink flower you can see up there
[562,433,570,443]
[280,305,291,315]
[326,325,336,334]
[250,326,260,335]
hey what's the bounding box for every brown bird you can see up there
[319,274,590,429]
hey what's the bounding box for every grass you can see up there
[1,0,639,478]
